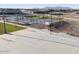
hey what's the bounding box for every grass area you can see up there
[0,22,25,35]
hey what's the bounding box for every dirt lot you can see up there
[49,19,79,37]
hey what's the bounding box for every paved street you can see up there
[0,27,79,53]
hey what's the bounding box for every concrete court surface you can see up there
[1,27,79,53]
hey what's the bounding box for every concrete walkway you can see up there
[1,26,79,53]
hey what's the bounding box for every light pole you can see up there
[2,9,7,34]
[49,13,52,35]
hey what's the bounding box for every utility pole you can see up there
[2,9,7,34]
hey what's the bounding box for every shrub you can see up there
[49,21,68,29]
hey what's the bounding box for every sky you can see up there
[0,4,79,9]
